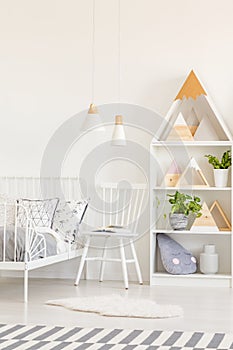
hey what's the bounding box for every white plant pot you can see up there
[213,169,229,187]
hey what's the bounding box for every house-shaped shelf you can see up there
[156,70,232,142]
[164,160,181,187]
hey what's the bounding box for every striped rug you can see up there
[0,324,232,349]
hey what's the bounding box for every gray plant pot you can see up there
[169,213,189,231]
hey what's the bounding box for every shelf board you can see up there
[152,272,231,280]
[152,229,232,235]
[151,141,233,146]
[153,187,231,191]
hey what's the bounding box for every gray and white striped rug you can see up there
[0,324,232,349]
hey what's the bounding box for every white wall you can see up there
[1,0,233,282]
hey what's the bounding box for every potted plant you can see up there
[167,191,202,230]
[205,150,231,187]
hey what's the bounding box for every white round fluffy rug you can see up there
[46,294,183,319]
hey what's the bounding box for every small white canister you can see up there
[200,244,218,274]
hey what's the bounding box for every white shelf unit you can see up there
[151,272,231,288]
[152,229,232,236]
[150,142,233,287]
[153,187,231,191]
[150,71,233,287]
[152,141,233,147]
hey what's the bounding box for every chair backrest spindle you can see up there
[100,183,147,235]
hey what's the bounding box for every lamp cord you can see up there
[91,0,96,103]
[118,0,121,103]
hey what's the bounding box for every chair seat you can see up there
[80,230,137,238]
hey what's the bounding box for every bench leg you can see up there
[99,237,108,282]
[130,239,143,285]
[75,236,90,286]
[119,238,128,289]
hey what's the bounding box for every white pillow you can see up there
[0,194,15,226]
[52,199,89,242]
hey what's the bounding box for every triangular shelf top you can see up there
[175,70,206,101]
[156,70,232,142]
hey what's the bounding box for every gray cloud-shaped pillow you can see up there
[157,233,197,274]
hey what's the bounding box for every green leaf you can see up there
[167,191,202,217]
[205,150,231,169]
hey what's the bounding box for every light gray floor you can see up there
[0,278,233,333]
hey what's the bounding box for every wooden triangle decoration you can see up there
[175,70,207,101]
[210,200,231,231]
[176,157,210,187]
[165,160,181,187]
[190,202,219,232]
[166,113,194,141]
[186,108,199,136]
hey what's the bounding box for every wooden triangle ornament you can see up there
[190,202,219,232]
[210,201,231,231]
[166,113,193,141]
[176,157,210,187]
[165,160,181,187]
[175,70,207,101]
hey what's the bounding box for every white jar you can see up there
[200,244,218,274]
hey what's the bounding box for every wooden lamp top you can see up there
[88,103,98,114]
[115,115,123,125]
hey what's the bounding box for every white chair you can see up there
[75,183,147,289]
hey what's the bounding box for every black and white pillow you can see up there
[52,199,89,243]
[17,198,59,228]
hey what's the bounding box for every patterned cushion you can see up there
[17,198,59,228]
[52,199,89,242]
[0,194,15,226]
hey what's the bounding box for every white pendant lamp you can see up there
[81,0,104,132]
[82,103,104,131]
[111,0,126,146]
[112,115,126,146]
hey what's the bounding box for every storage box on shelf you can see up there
[150,71,233,287]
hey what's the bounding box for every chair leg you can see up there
[119,238,129,289]
[24,269,28,303]
[75,236,90,286]
[130,239,143,285]
[99,237,108,282]
[83,260,88,280]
